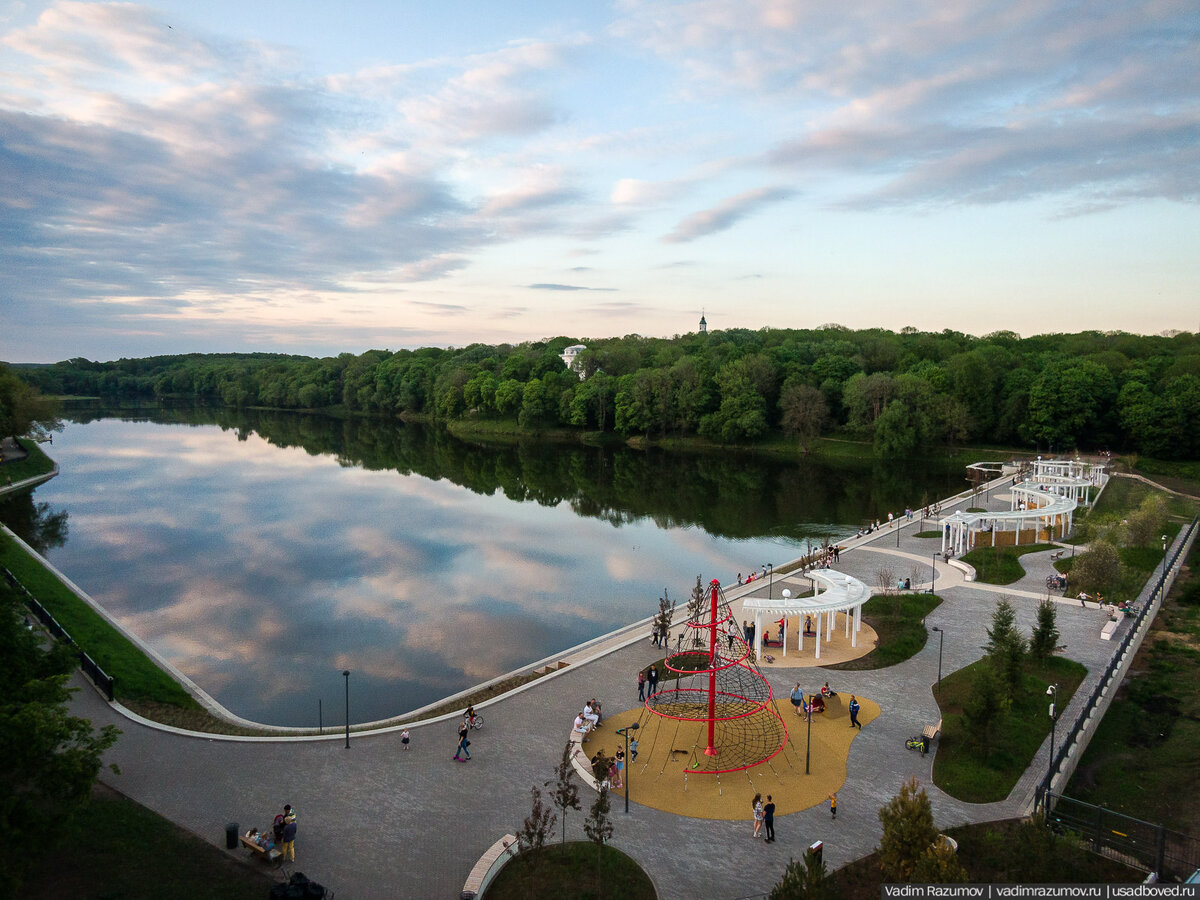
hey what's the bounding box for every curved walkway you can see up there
[64,472,1161,899]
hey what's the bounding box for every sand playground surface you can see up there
[591,693,881,820]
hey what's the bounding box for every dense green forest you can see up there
[11,327,1200,459]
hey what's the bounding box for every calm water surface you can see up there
[7,412,963,726]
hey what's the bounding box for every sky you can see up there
[1,0,1197,363]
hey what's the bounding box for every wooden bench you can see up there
[461,833,518,899]
[1050,550,1065,561]
[921,718,942,745]
[239,834,281,862]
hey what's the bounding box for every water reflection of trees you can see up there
[0,492,68,554]
[61,406,964,542]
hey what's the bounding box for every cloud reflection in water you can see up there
[33,418,798,725]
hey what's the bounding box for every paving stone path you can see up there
[69,481,1138,899]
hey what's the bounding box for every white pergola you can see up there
[941,459,1107,555]
[742,570,870,662]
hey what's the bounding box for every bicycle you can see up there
[905,735,928,753]
[464,713,484,730]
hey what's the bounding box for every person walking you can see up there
[454,720,471,761]
[763,795,776,843]
[789,683,804,717]
[751,793,764,838]
[848,696,861,728]
[647,664,659,697]
[280,807,297,861]
[637,669,646,702]
[829,792,838,820]
[401,728,410,751]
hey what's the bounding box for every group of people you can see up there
[638,665,660,701]
[573,698,604,738]
[246,803,297,862]
[787,682,861,726]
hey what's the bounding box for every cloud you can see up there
[527,283,616,291]
[664,185,794,243]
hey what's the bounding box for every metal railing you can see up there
[1041,515,1197,797]
[1045,792,1200,881]
[2,564,116,702]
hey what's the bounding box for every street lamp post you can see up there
[616,723,639,814]
[1161,534,1168,596]
[343,670,351,749]
[931,626,944,695]
[805,696,813,775]
[930,553,937,594]
[1046,684,1058,798]
[767,563,774,600]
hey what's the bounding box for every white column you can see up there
[815,611,822,660]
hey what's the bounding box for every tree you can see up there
[984,598,1026,689]
[878,777,939,883]
[0,365,60,442]
[0,582,120,897]
[911,837,969,883]
[770,850,835,900]
[655,590,675,649]
[963,661,1007,751]
[583,785,614,897]
[1029,597,1060,662]
[779,382,829,453]
[547,742,581,845]
[516,784,556,885]
[1071,540,1122,596]
[1124,495,1167,548]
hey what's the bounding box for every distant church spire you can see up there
[699,310,707,334]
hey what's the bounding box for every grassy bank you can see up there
[960,543,1056,585]
[1065,537,1200,835]
[0,531,199,710]
[0,437,56,482]
[485,841,655,900]
[824,592,943,671]
[932,655,1086,802]
[828,817,1140,898]
[22,785,270,900]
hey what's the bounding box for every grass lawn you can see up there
[21,785,272,900]
[1066,540,1200,835]
[960,543,1056,585]
[932,655,1086,803]
[828,818,1141,898]
[0,531,199,710]
[485,841,655,900]
[824,592,942,671]
[0,437,56,481]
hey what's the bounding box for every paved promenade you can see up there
[70,480,1136,899]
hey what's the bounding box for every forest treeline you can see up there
[12,326,1200,459]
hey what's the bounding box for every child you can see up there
[401,728,411,750]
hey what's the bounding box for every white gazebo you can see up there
[941,459,1107,555]
[741,570,870,662]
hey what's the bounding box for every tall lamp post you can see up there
[343,670,351,749]
[616,723,639,814]
[767,563,774,600]
[930,553,937,594]
[805,694,813,775]
[1045,684,1058,798]
[931,626,944,695]
[1161,534,1168,596]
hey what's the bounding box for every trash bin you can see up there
[225,822,239,850]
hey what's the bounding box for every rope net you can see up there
[647,579,788,774]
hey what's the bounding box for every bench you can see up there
[1100,618,1119,641]
[921,718,942,746]
[1050,550,1065,561]
[460,833,519,899]
[239,834,281,862]
[568,727,602,791]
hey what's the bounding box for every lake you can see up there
[2,408,965,726]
